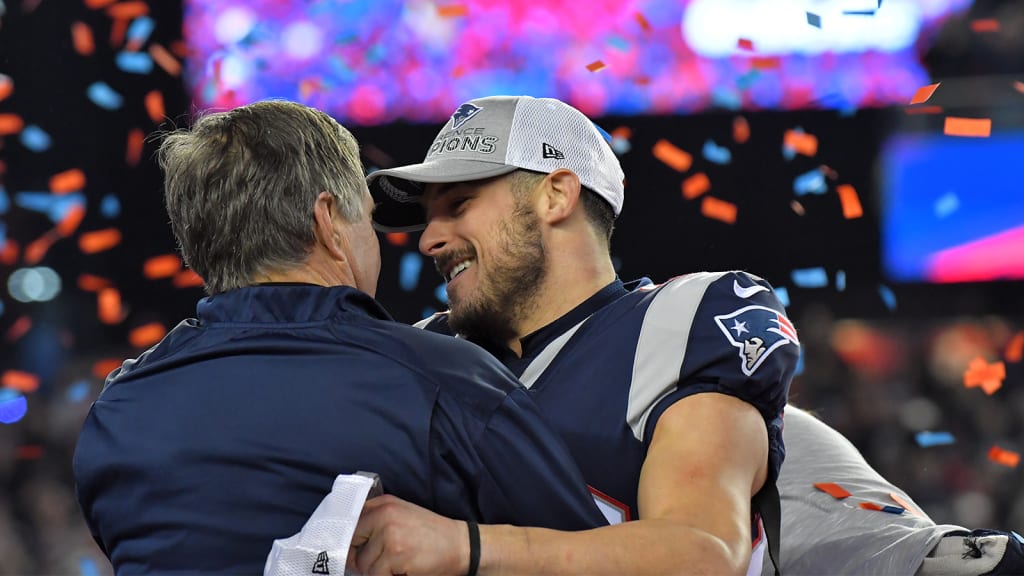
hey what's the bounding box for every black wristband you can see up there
[466,521,481,576]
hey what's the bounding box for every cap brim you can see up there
[369,159,518,232]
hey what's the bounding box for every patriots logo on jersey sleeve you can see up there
[714,305,799,376]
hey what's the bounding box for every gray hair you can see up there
[158,100,367,294]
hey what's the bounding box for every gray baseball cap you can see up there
[368,95,626,232]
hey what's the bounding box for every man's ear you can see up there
[313,191,347,261]
[541,169,582,225]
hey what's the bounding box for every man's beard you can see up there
[447,205,546,346]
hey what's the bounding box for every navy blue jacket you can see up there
[73,285,606,574]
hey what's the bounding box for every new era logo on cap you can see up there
[542,143,565,160]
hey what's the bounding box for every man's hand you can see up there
[348,494,470,576]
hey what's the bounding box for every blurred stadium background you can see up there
[1,0,1023,573]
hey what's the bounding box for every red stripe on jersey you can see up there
[774,314,799,344]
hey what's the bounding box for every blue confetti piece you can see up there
[880,505,905,515]
[736,69,761,91]
[774,286,790,307]
[67,380,91,403]
[791,267,829,288]
[0,391,28,425]
[610,137,631,156]
[711,88,743,111]
[0,186,8,214]
[915,431,955,447]
[878,284,897,311]
[79,557,99,576]
[14,191,86,224]
[126,16,155,45]
[793,168,827,196]
[87,82,124,110]
[806,11,822,28]
[1012,531,1024,545]
[934,192,959,218]
[591,122,613,144]
[100,194,121,218]
[607,35,630,52]
[398,252,422,291]
[836,270,846,292]
[116,51,154,74]
[434,283,448,304]
[20,125,52,152]
[701,139,732,165]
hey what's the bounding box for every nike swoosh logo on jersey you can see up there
[733,279,770,298]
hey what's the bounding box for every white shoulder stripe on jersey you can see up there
[519,318,589,389]
[627,271,726,442]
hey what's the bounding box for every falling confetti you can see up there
[806,12,822,28]
[988,446,1020,468]
[969,19,1000,33]
[836,184,863,219]
[652,139,693,172]
[436,4,468,18]
[908,83,940,105]
[963,357,1005,395]
[814,482,851,499]
[701,196,737,224]
[915,431,955,447]
[586,60,607,73]
[944,117,991,138]
[682,173,711,200]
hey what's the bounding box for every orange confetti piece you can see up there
[0,76,11,102]
[143,254,182,279]
[963,357,1005,395]
[5,316,32,342]
[436,4,467,17]
[784,130,818,156]
[78,274,112,292]
[145,90,165,123]
[50,168,86,193]
[2,370,40,393]
[109,17,128,48]
[1014,81,1024,95]
[733,116,750,144]
[836,184,863,219]
[79,228,122,254]
[904,105,943,115]
[57,204,86,237]
[72,21,95,55]
[701,196,737,224]
[172,269,204,288]
[813,482,851,499]
[170,40,190,58]
[25,230,59,265]
[635,11,651,32]
[652,139,693,172]
[586,60,607,73]
[944,116,991,138]
[988,446,1020,468]
[97,287,123,325]
[790,200,805,216]
[970,19,1000,33]
[84,0,117,8]
[909,82,940,105]
[129,322,167,348]
[633,75,651,86]
[1005,332,1024,363]
[126,128,145,166]
[149,44,182,77]
[106,1,149,20]
[888,492,922,518]
[451,65,466,79]
[737,38,754,51]
[16,445,44,460]
[0,239,20,265]
[610,126,632,140]
[751,57,781,70]
[0,113,25,135]
[385,233,409,246]
[682,172,711,200]
[92,358,122,380]
[858,502,883,511]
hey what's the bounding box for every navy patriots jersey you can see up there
[73,285,606,575]
[419,271,796,570]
